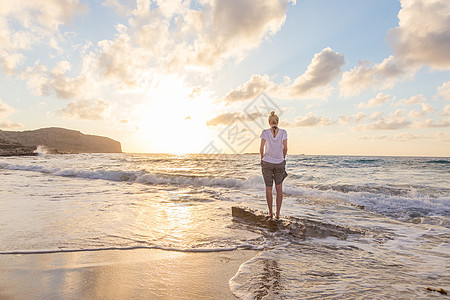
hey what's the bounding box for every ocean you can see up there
[0,153,449,298]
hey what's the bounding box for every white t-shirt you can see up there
[260,128,287,164]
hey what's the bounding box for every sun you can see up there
[136,75,215,154]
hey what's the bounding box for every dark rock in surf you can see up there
[426,287,447,295]
[0,138,37,156]
[232,206,361,240]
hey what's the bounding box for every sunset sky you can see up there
[0,0,449,156]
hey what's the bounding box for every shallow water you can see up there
[0,153,449,298]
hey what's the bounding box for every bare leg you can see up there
[275,183,283,219]
[265,186,273,218]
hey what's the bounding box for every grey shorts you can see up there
[261,159,288,187]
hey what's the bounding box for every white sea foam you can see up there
[1,158,449,224]
[33,145,49,156]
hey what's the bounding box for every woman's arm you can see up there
[260,138,266,159]
[283,139,288,159]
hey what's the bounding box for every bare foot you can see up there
[275,214,280,220]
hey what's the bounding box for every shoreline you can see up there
[0,248,258,299]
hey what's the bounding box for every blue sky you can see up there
[0,0,449,156]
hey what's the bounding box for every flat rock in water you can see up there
[231,206,361,239]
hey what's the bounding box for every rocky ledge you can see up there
[0,127,122,156]
[0,138,37,156]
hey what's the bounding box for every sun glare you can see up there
[137,76,214,154]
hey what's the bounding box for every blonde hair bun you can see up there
[268,111,279,125]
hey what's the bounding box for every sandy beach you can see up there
[0,249,258,299]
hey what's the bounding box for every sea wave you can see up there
[0,162,261,189]
[2,161,449,224]
[426,159,450,164]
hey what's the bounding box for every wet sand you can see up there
[0,249,258,299]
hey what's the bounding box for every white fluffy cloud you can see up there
[443,105,450,116]
[187,0,294,68]
[358,93,391,108]
[97,24,154,87]
[387,0,450,70]
[0,99,24,129]
[222,47,344,103]
[288,112,333,127]
[206,111,264,126]
[59,99,109,120]
[359,133,431,142]
[0,0,87,74]
[340,0,450,97]
[340,56,417,97]
[0,99,14,117]
[354,109,411,130]
[408,103,433,118]
[338,112,366,124]
[82,0,296,89]
[438,81,450,100]
[395,94,426,105]
[285,47,345,98]
[417,118,450,128]
[222,74,278,103]
[20,61,88,100]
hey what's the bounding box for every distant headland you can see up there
[0,127,122,156]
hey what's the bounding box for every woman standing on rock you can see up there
[259,111,288,219]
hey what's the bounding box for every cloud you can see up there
[339,56,417,97]
[0,0,87,75]
[338,112,366,124]
[206,111,264,126]
[408,103,433,118]
[370,112,383,120]
[443,105,450,116]
[102,0,132,16]
[90,0,295,88]
[222,74,277,103]
[97,24,154,87]
[287,112,333,127]
[358,93,391,108]
[438,81,450,100]
[0,99,24,129]
[187,0,294,68]
[189,87,202,99]
[417,118,450,128]
[285,47,345,98]
[338,115,353,124]
[0,52,24,75]
[222,47,344,103]
[0,120,24,129]
[340,0,450,97]
[356,119,410,130]
[59,99,109,120]
[359,133,431,142]
[0,99,14,117]
[395,94,426,105]
[206,112,239,126]
[20,61,88,100]
[354,109,410,130]
[355,112,366,123]
[387,0,450,70]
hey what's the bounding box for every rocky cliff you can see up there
[0,127,122,156]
